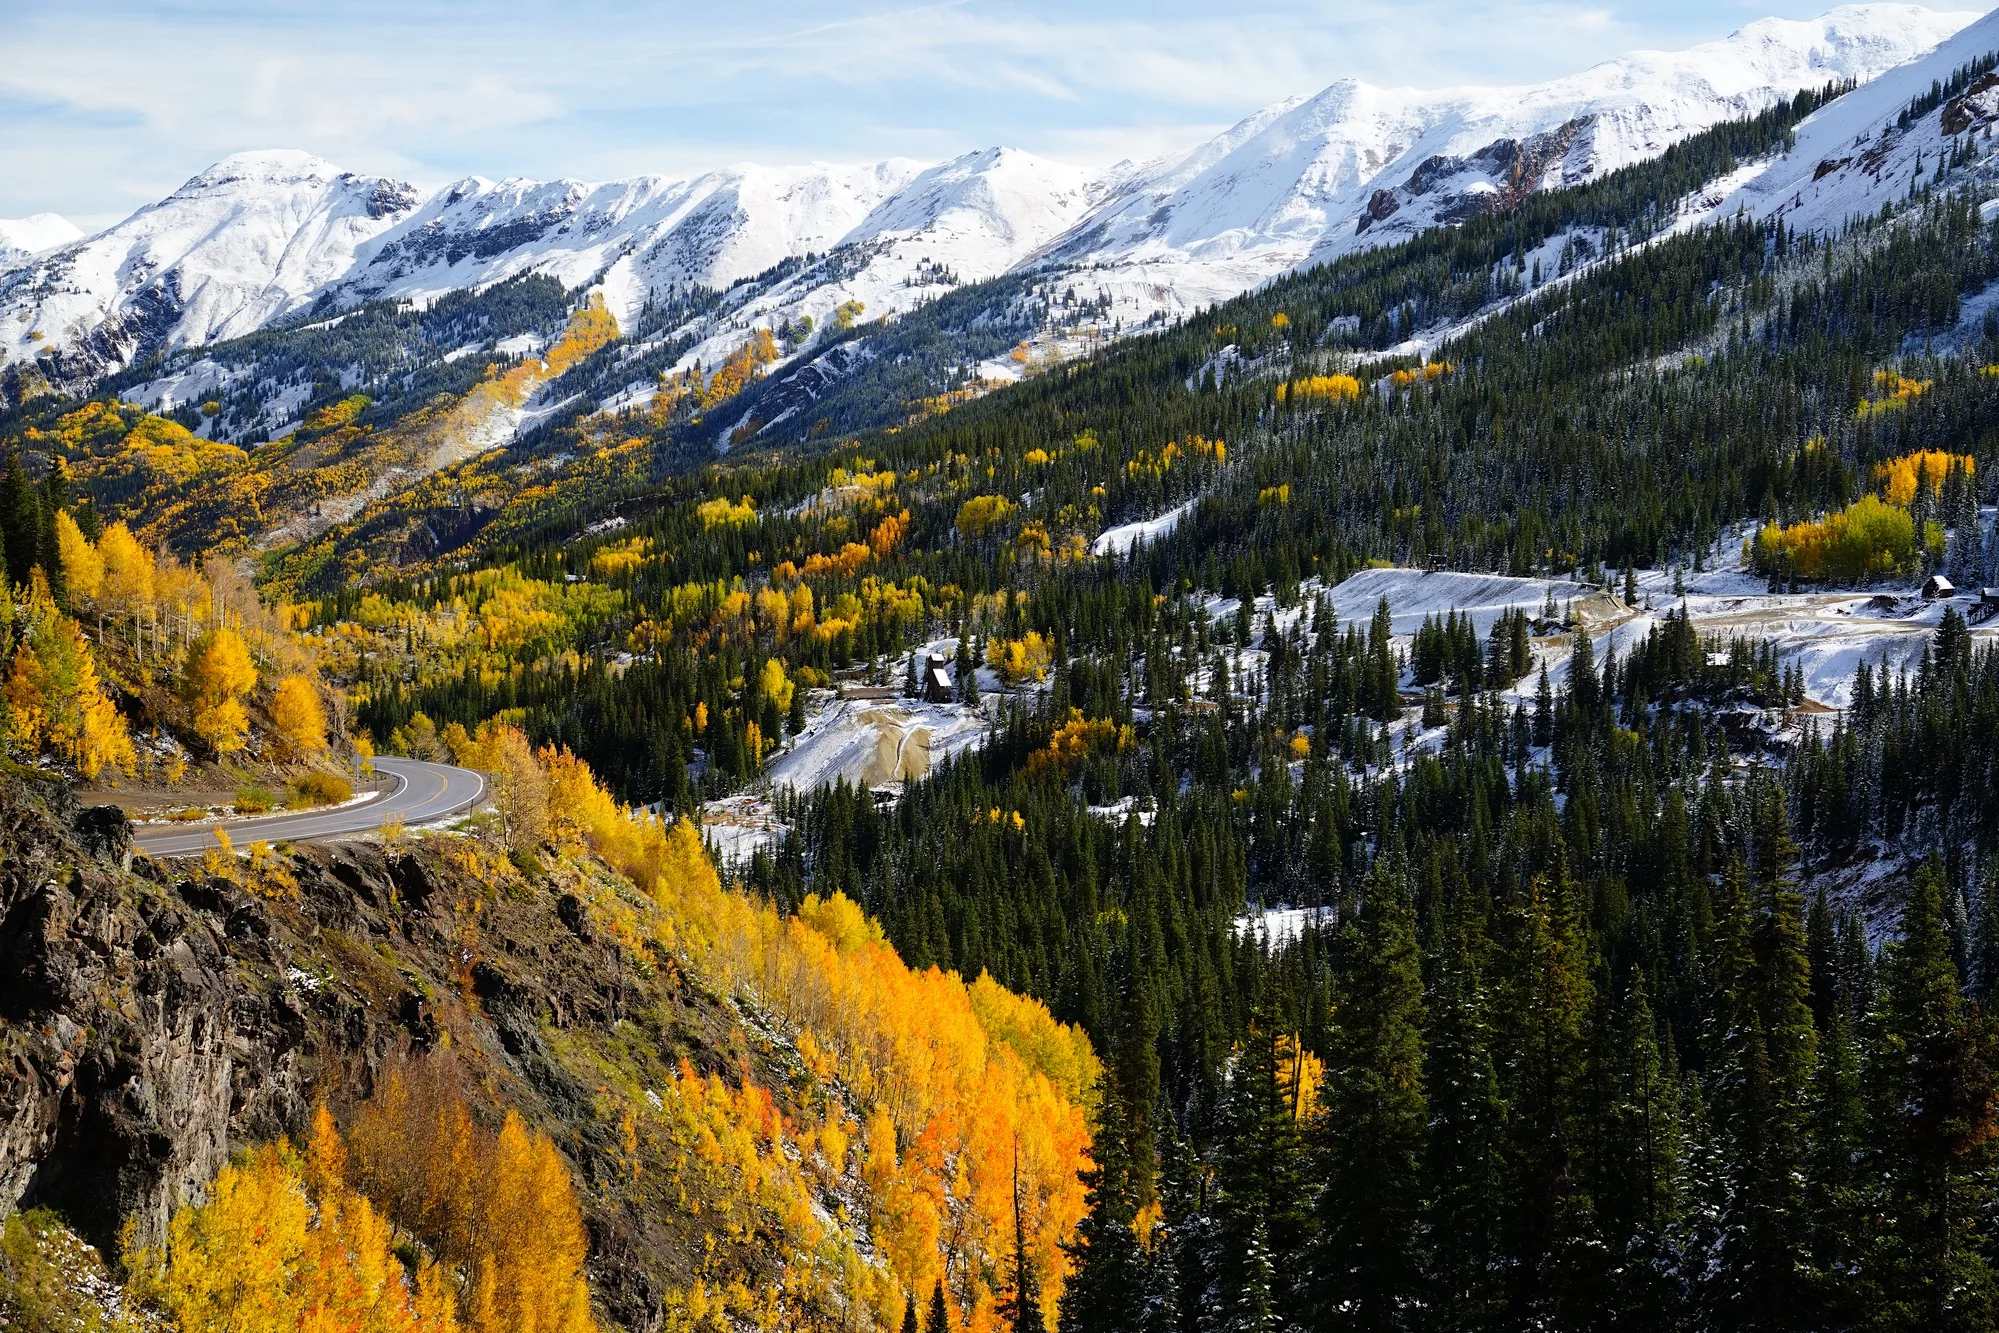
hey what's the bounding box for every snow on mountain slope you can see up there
[0,142,1101,405]
[0,213,82,267]
[331,158,928,323]
[0,151,421,382]
[672,148,1101,373]
[1,5,1983,408]
[1717,7,1999,237]
[327,146,1101,387]
[1034,3,1977,324]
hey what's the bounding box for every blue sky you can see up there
[1,0,1987,227]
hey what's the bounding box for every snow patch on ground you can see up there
[124,357,242,412]
[1094,500,1196,556]
[1323,566,1584,637]
[1232,905,1338,945]
[702,793,788,867]
[767,694,989,793]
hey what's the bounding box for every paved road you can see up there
[133,757,487,858]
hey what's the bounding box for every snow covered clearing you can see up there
[698,683,990,867]
[1094,500,1196,556]
[767,692,989,794]
[702,793,789,867]
[1323,566,1596,637]
[1305,533,1997,716]
[1232,905,1338,945]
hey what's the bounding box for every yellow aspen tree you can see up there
[470,1257,500,1333]
[413,1259,462,1333]
[97,522,156,612]
[480,1112,596,1333]
[3,643,46,752]
[135,1136,452,1333]
[182,626,257,753]
[4,579,133,777]
[306,1103,348,1197]
[489,724,551,853]
[54,511,103,604]
[270,674,329,758]
[759,657,795,716]
[130,1146,316,1331]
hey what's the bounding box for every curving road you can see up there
[133,757,487,858]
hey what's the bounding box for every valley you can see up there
[10,5,1999,1332]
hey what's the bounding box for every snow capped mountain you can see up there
[0,150,421,384]
[1717,7,1999,238]
[0,144,1106,393]
[664,147,1104,371]
[1036,3,1978,321]
[0,4,1985,402]
[0,213,82,267]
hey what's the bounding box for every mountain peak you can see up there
[181,149,357,190]
[1033,0,1977,318]
[0,212,84,258]
[1,4,1988,397]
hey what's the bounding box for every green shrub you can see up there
[233,784,276,815]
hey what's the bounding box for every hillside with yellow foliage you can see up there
[0,721,1095,1333]
[2,465,355,810]
[430,726,1096,1329]
[21,296,623,560]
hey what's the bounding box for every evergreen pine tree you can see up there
[1155,1128,1209,1333]
[1700,855,1800,1329]
[1801,1011,1868,1326]
[1,449,41,594]
[1863,859,1999,1331]
[37,457,67,607]
[1533,664,1554,747]
[1598,974,1687,1329]
[1226,1221,1277,1333]
[1493,870,1599,1323]
[1059,1077,1145,1333]
[1213,1009,1308,1326]
[1807,888,1840,1032]
[1423,900,1506,1331]
[957,635,981,706]
[1006,1145,1048,1333]
[1307,861,1428,1330]
[1967,863,1999,1007]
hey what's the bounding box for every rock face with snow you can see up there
[328,158,932,318]
[1716,8,1999,239]
[1033,4,1977,320]
[0,151,422,387]
[0,4,1980,399]
[0,146,1100,396]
